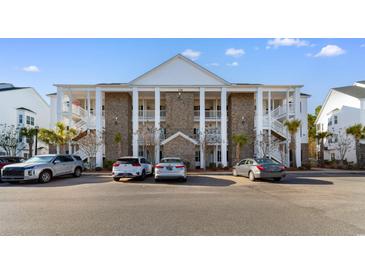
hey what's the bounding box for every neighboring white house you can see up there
[315,80,365,163]
[0,83,50,158]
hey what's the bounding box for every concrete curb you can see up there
[83,170,365,176]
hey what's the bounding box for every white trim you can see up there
[129,54,231,86]
[221,87,228,167]
[95,87,103,168]
[160,131,198,146]
[154,87,160,163]
[132,87,139,157]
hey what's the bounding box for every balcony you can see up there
[138,110,166,121]
[194,110,222,120]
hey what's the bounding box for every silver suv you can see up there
[1,154,84,184]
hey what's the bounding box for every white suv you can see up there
[112,157,153,181]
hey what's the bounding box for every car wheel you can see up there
[73,167,82,177]
[232,169,238,176]
[38,170,52,184]
[154,178,160,182]
[248,171,255,182]
[273,177,282,182]
[181,177,187,182]
[138,170,146,181]
[113,178,120,182]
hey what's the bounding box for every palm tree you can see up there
[38,122,77,153]
[20,127,38,158]
[346,124,365,167]
[232,133,249,164]
[316,131,332,166]
[114,132,123,157]
[283,119,301,168]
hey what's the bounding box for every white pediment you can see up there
[129,54,230,86]
[161,131,198,146]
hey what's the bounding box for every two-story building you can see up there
[0,83,50,157]
[50,54,309,168]
[315,80,365,164]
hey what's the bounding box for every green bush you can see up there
[103,159,115,170]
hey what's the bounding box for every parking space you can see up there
[0,172,365,235]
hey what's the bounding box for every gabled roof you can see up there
[161,131,198,146]
[333,85,365,99]
[129,54,231,86]
[16,107,36,113]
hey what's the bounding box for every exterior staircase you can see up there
[261,103,294,166]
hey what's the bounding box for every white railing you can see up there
[263,116,287,138]
[271,102,295,119]
[138,110,155,120]
[194,110,221,119]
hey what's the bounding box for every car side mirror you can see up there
[54,160,61,164]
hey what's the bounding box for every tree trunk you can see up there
[355,140,360,168]
[291,134,297,168]
[28,140,34,158]
[235,144,240,164]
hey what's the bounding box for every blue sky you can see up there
[0,38,364,113]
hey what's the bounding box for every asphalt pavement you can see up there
[0,172,364,235]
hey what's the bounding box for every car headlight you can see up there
[24,167,35,176]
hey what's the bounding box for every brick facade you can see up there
[104,92,132,161]
[228,93,255,165]
[301,143,309,166]
[163,135,196,168]
[165,92,195,138]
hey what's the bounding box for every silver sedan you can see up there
[233,158,286,181]
[154,157,187,182]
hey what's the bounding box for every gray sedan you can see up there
[1,154,84,184]
[232,158,286,181]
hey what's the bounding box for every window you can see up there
[18,114,23,124]
[331,153,335,161]
[26,116,31,125]
[334,116,338,124]
[60,155,74,162]
[30,117,35,126]
[328,118,332,126]
[140,158,146,164]
[195,150,200,162]
[217,150,222,162]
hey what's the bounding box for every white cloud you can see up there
[254,46,260,51]
[306,53,313,57]
[207,62,220,67]
[227,61,239,67]
[181,49,201,60]
[225,48,245,57]
[314,45,345,57]
[22,65,40,72]
[361,44,365,47]
[267,38,310,49]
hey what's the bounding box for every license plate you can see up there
[167,166,173,171]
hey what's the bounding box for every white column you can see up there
[286,89,290,166]
[268,90,272,159]
[87,90,91,128]
[221,87,228,167]
[256,87,263,158]
[154,87,160,164]
[360,99,365,126]
[132,87,139,157]
[95,88,103,168]
[56,88,64,154]
[199,87,206,169]
[294,87,302,167]
[56,88,64,124]
[68,90,73,154]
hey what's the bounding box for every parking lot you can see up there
[1,172,365,235]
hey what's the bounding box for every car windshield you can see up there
[117,158,139,164]
[25,156,55,163]
[255,158,276,164]
[161,158,183,163]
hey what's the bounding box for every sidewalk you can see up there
[84,168,365,176]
